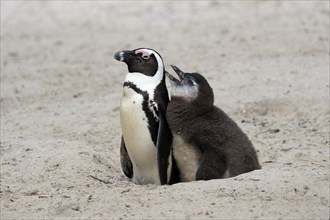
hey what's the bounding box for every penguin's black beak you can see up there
[171,65,185,81]
[114,50,134,63]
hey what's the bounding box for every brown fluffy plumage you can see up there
[166,65,261,181]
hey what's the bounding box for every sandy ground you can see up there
[1,1,329,219]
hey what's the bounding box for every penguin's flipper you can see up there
[120,136,133,179]
[156,110,173,185]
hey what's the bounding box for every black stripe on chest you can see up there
[123,81,159,146]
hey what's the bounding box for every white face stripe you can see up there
[124,49,164,100]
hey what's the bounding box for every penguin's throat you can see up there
[125,72,162,90]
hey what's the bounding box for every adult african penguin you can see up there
[114,48,178,185]
[166,65,261,182]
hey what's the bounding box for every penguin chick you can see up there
[114,48,178,185]
[166,65,261,182]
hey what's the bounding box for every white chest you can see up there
[172,134,203,182]
[120,87,160,185]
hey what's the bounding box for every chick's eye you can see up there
[189,79,197,86]
[142,55,150,60]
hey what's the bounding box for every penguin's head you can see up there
[114,48,164,77]
[166,65,214,106]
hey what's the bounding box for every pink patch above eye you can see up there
[135,49,151,56]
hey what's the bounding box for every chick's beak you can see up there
[165,71,180,84]
[171,65,185,80]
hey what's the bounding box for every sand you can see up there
[1,1,329,219]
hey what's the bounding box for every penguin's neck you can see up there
[124,71,163,100]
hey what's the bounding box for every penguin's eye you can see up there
[142,54,150,60]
